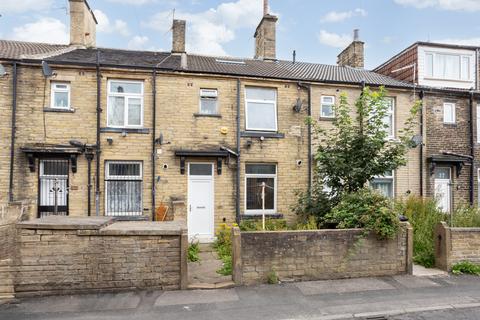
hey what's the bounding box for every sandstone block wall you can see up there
[234,223,412,285]
[435,221,480,270]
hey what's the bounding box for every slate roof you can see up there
[0,39,413,88]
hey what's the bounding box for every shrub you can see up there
[396,196,445,268]
[451,205,480,228]
[452,261,480,275]
[188,241,200,263]
[322,188,399,240]
[292,183,335,224]
[239,218,288,231]
[213,223,236,276]
[293,215,318,230]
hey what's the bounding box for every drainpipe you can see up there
[8,62,18,203]
[298,82,312,194]
[152,69,157,221]
[419,90,424,197]
[95,50,101,216]
[236,78,241,224]
[469,90,475,205]
[85,151,94,216]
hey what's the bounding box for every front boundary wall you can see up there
[3,217,188,297]
[232,223,413,285]
[435,221,480,271]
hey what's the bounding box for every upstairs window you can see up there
[443,102,456,124]
[245,87,277,131]
[383,98,395,138]
[50,83,70,109]
[321,96,335,118]
[199,89,219,115]
[107,80,144,128]
[425,52,472,81]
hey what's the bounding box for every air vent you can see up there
[215,59,246,65]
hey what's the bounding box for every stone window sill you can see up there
[193,113,222,118]
[443,123,457,128]
[43,107,75,113]
[240,131,285,139]
[100,127,150,134]
[319,117,335,121]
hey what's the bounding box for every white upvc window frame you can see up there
[50,82,71,109]
[370,170,395,198]
[107,79,144,128]
[244,164,277,215]
[424,51,473,82]
[199,88,219,115]
[105,161,143,216]
[320,95,335,118]
[245,87,278,132]
[443,102,456,124]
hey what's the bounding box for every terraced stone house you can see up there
[376,42,480,212]
[0,0,420,240]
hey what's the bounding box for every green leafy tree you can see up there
[312,86,420,200]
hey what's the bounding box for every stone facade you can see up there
[435,221,480,270]
[337,41,365,69]
[8,217,186,296]
[254,15,278,60]
[233,223,413,285]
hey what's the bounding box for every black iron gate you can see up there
[38,159,69,217]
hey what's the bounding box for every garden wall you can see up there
[7,216,188,297]
[435,221,480,271]
[232,223,413,285]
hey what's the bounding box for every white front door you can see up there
[188,163,214,241]
[434,167,451,213]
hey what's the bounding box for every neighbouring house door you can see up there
[188,163,214,241]
[38,159,69,217]
[434,167,451,213]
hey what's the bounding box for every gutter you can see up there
[152,69,157,220]
[298,82,312,194]
[236,78,241,224]
[8,62,17,203]
[95,50,101,216]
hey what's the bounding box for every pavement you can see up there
[1,274,480,320]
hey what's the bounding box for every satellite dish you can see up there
[411,135,423,147]
[292,98,303,113]
[0,64,7,77]
[42,61,54,77]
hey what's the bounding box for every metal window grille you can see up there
[105,161,143,216]
[38,159,69,217]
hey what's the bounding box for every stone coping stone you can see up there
[17,216,115,230]
[98,221,186,236]
[450,227,480,232]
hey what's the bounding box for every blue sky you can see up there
[1,0,479,69]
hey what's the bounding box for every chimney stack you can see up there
[172,19,186,54]
[337,29,365,69]
[254,0,278,61]
[69,0,97,48]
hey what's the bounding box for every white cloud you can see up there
[0,0,53,13]
[145,0,263,56]
[10,17,68,44]
[434,37,480,46]
[321,8,367,23]
[106,0,155,4]
[317,30,352,48]
[394,0,480,11]
[128,35,150,50]
[93,9,130,37]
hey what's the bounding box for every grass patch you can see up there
[397,196,445,268]
[452,261,480,275]
[187,241,200,263]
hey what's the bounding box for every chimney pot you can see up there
[172,19,186,54]
[353,29,360,41]
[263,0,269,16]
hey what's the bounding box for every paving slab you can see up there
[392,275,441,288]
[413,264,448,277]
[154,289,239,306]
[295,277,395,295]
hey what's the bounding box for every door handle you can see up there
[196,206,206,209]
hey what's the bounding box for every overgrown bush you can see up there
[239,218,288,231]
[292,183,335,225]
[322,188,399,240]
[452,261,480,275]
[451,205,480,227]
[396,196,445,268]
[213,223,235,276]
